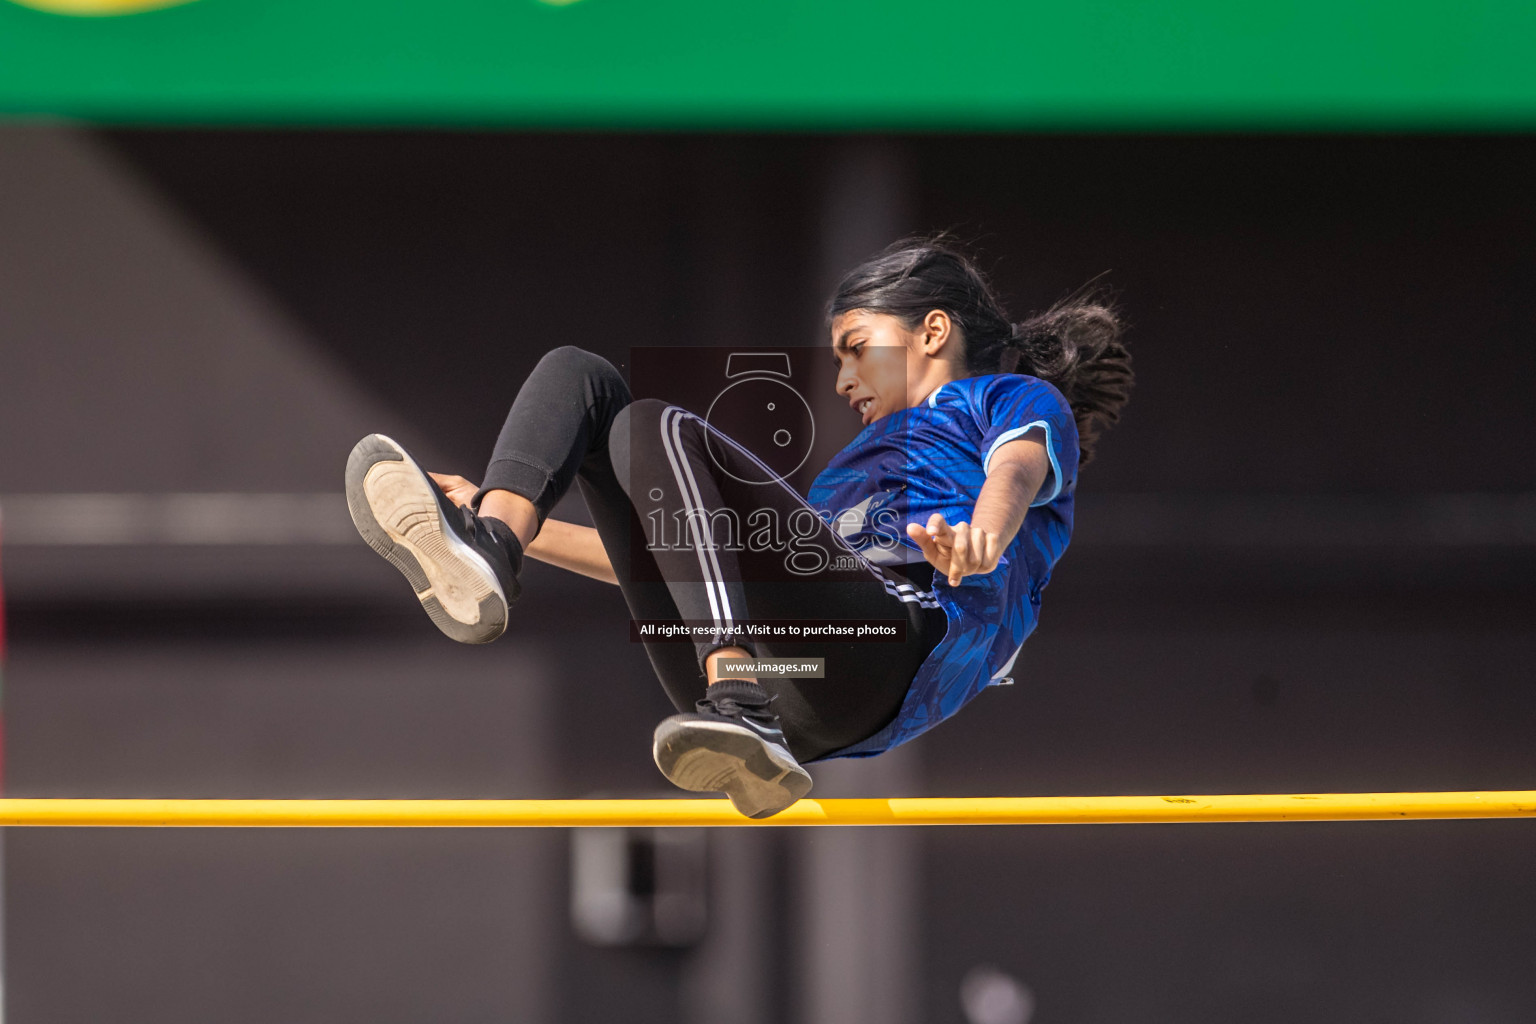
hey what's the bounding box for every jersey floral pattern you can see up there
[807,373,1079,758]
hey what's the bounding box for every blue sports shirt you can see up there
[805,373,1079,758]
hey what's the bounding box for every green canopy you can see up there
[2,0,1533,128]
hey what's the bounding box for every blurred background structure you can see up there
[1,3,1535,1023]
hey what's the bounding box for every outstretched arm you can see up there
[429,472,619,586]
[905,436,1050,587]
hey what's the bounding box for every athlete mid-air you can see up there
[346,237,1133,818]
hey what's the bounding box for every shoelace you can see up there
[696,691,780,726]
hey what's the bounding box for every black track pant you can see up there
[476,346,948,762]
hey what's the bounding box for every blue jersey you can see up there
[806,373,1079,758]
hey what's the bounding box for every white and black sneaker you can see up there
[346,433,523,644]
[653,680,813,819]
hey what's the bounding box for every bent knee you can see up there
[621,397,674,423]
[617,399,703,440]
[537,345,623,384]
[610,399,693,474]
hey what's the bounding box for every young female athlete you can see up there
[345,237,1132,818]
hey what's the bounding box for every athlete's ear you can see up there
[920,309,954,355]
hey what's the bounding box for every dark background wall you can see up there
[90,132,1536,492]
[2,128,1533,1023]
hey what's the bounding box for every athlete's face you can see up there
[830,309,951,427]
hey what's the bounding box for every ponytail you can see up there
[1003,299,1132,465]
[828,235,1134,465]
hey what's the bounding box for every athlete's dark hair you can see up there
[827,236,1133,465]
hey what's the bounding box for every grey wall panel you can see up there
[5,635,558,1023]
[0,125,436,493]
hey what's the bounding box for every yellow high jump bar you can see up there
[1,792,1534,828]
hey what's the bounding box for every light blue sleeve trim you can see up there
[983,419,1062,507]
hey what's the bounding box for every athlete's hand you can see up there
[428,472,480,509]
[907,513,1004,587]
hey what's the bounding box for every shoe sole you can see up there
[345,433,508,644]
[653,718,813,819]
